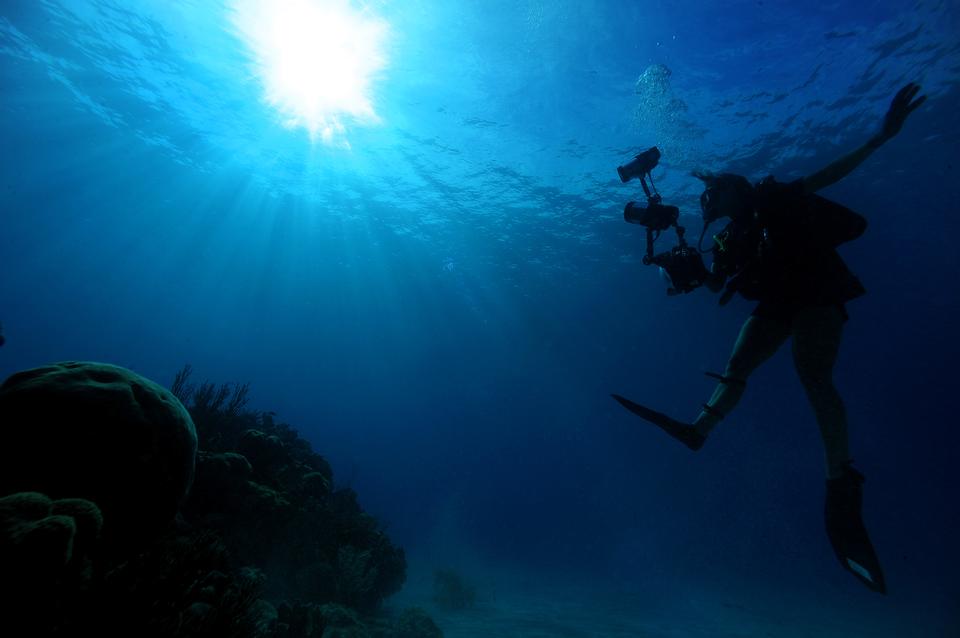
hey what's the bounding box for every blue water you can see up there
[2,1,958,635]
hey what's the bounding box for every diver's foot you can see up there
[611,394,706,451]
[674,426,706,451]
[825,464,887,594]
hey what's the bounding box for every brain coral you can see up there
[0,361,197,549]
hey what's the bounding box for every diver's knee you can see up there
[797,371,836,395]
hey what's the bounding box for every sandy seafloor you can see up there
[385,560,936,638]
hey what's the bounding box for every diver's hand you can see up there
[873,83,926,146]
[703,262,727,293]
[805,84,925,192]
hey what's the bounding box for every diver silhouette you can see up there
[613,83,927,594]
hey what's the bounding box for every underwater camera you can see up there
[617,146,707,296]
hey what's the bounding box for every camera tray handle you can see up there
[642,222,688,265]
[639,172,660,203]
[642,228,657,265]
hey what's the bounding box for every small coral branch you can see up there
[191,381,249,416]
[171,364,194,404]
[170,367,253,452]
[226,383,250,418]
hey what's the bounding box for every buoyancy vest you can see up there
[712,177,867,306]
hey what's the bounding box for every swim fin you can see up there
[610,394,705,451]
[825,465,887,594]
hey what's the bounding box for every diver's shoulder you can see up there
[754,175,808,212]
[756,174,807,194]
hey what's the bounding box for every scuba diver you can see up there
[612,83,926,594]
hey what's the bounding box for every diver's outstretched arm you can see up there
[803,83,926,194]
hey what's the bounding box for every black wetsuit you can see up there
[711,177,867,321]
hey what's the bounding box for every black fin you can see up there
[611,394,705,451]
[825,467,887,594]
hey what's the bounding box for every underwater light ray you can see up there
[229,0,389,144]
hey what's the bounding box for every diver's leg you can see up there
[791,305,850,478]
[693,315,791,436]
[794,306,887,592]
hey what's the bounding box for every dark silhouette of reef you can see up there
[0,361,441,638]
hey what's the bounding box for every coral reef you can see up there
[175,364,406,612]
[0,361,197,551]
[69,528,267,637]
[0,362,436,638]
[394,607,443,638]
[0,491,103,631]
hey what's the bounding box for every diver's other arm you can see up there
[803,83,926,194]
[707,263,738,305]
[705,263,726,293]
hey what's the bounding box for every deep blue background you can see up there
[2,0,958,634]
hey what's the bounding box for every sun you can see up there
[231,0,389,143]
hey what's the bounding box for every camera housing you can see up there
[648,245,708,296]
